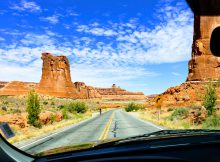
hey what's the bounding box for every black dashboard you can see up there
[34,134,220,162]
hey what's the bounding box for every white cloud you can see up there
[71,64,158,88]
[65,9,79,16]
[172,72,180,76]
[0,0,192,92]
[74,2,193,64]
[40,15,59,24]
[77,25,117,36]
[0,37,5,41]
[0,61,41,82]
[10,0,41,12]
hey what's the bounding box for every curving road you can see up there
[19,109,163,154]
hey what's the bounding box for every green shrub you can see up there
[167,108,174,112]
[51,101,55,106]
[3,101,9,105]
[43,101,48,105]
[26,90,41,128]
[202,115,220,129]
[33,121,42,128]
[202,82,217,116]
[58,105,65,109]
[62,108,69,119]
[67,102,87,113]
[10,109,21,114]
[1,106,7,111]
[125,103,144,112]
[50,114,56,124]
[169,107,189,121]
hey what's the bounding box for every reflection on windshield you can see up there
[0,0,220,156]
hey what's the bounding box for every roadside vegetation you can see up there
[0,91,144,144]
[139,81,220,130]
[8,112,91,144]
[26,90,41,128]
[0,91,101,144]
[125,102,145,112]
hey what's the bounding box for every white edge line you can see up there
[19,131,60,149]
[125,111,165,130]
[18,110,111,149]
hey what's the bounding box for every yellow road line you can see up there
[99,112,115,140]
[103,116,113,139]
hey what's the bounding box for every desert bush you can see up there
[10,109,21,114]
[62,108,69,119]
[1,106,7,111]
[50,114,56,124]
[3,101,9,105]
[67,102,87,113]
[26,90,41,128]
[51,101,55,106]
[125,103,144,112]
[167,108,174,112]
[33,121,42,128]
[169,107,189,121]
[202,115,220,129]
[43,101,48,105]
[58,105,65,109]
[202,82,217,116]
[188,106,207,125]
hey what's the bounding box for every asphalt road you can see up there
[20,109,162,154]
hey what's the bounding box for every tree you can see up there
[26,90,41,127]
[202,82,217,116]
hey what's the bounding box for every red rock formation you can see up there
[73,82,101,99]
[147,1,220,108]
[34,53,102,99]
[0,113,27,129]
[55,111,63,122]
[0,81,32,96]
[187,0,220,81]
[36,53,81,98]
[96,84,146,100]
[0,81,8,89]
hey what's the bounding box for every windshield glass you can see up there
[0,0,219,157]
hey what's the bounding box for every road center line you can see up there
[99,112,115,140]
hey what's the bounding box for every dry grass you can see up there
[139,109,201,129]
[8,112,92,144]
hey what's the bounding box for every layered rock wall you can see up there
[0,81,8,89]
[0,81,32,96]
[35,53,80,98]
[96,84,146,100]
[187,0,220,81]
[149,1,220,108]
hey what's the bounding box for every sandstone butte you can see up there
[0,53,146,100]
[146,0,220,108]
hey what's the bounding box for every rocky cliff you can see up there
[35,53,102,99]
[149,0,220,108]
[96,84,146,100]
[35,53,80,98]
[187,0,220,81]
[0,81,32,96]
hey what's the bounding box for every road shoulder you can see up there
[125,111,166,130]
[14,111,109,150]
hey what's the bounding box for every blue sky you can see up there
[0,0,193,95]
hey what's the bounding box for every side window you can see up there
[210,26,220,56]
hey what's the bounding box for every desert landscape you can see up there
[1,0,220,155]
[0,52,146,144]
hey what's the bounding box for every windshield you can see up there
[0,0,219,157]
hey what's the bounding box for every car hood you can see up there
[35,129,220,156]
